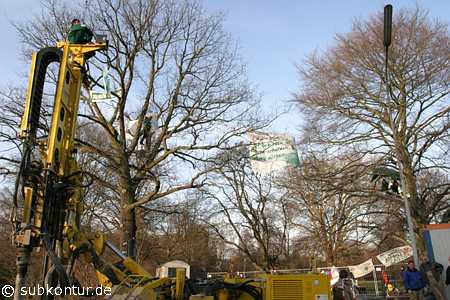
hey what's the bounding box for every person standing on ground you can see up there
[333,269,357,300]
[403,260,426,300]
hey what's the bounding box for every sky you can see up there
[0,0,449,136]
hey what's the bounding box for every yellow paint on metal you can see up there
[189,296,214,300]
[122,257,152,278]
[175,268,186,300]
[20,53,37,138]
[46,42,106,175]
[22,187,33,223]
[265,274,330,300]
[218,289,229,300]
[224,273,330,300]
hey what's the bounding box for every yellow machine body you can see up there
[222,273,331,300]
[263,273,330,300]
[189,296,214,300]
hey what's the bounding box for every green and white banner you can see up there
[248,131,299,173]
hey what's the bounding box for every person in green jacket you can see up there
[68,18,93,44]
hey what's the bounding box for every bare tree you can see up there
[2,0,268,258]
[203,148,291,271]
[137,196,221,277]
[369,168,450,251]
[295,8,450,251]
[280,153,383,265]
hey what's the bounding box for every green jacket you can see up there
[68,24,93,44]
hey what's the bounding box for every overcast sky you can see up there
[1,0,449,135]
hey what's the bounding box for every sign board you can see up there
[348,259,374,278]
[376,245,413,267]
[89,90,113,102]
[88,89,121,103]
[248,132,299,173]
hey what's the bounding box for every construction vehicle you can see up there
[11,24,330,300]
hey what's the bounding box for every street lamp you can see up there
[383,4,420,267]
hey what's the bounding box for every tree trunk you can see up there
[121,205,137,258]
[119,155,137,259]
[395,143,425,254]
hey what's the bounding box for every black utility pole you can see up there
[383,4,419,267]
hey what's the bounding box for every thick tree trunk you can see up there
[121,204,137,258]
[119,155,137,259]
[395,143,426,254]
[325,244,335,266]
